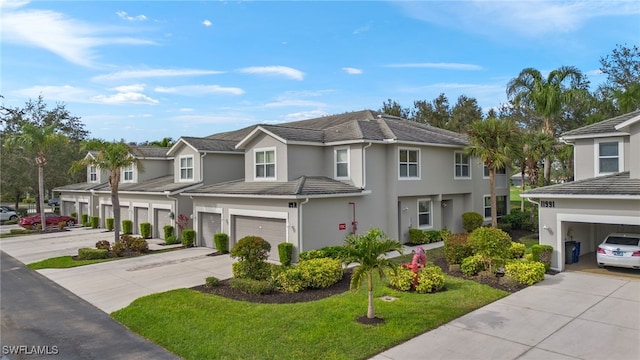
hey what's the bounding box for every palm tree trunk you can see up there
[110,171,121,243]
[490,168,497,228]
[543,118,553,185]
[367,272,375,319]
[520,167,525,211]
[38,164,46,229]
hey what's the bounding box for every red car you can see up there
[19,213,77,229]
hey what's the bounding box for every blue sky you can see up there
[1,0,639,143]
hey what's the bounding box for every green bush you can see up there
[510,242,526,259]
[231,236,271,262]
[90,216,99,229]
[9,228,32,235]
[273,258,343,292]
[228,278,274,295]
[112,241,126,256]
[461,254,485,276]
[443,233,473,265]
[71,212,78,218]
[232,260,272,281]
[182,229,196,247]
[77,248,108,260]
[129,237,149,253]
[95,240,111,251]
[415,265,445,293]
[106,218,114,231]
[140,222,151,239]
[165,235,179,245]
[531,245,554,271]
[277,242,294,266]
[497,222,512,233]
[81,214,89,227]
[163,225,174,240]
[205,276,220,287]
[500,209,530,230]
[469,227,512,271]
[298,246,348,261]
[505,260,546,285]
[122,220,133,234]
[213,233,229,253]
[408,228,427,245]
[386,266,415,291]
[273,266,306,292]
[462,212,483,232]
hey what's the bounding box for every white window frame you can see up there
[417,199,432,229]
[483,165,507,178]
[398,148,420,180]
[89,165,97,183]
[254,147,276,181]
[594,138,623,176]
[122,164,134,183]
[179,155,194,181]
[483,194,508,220]
[334,146,350,179]
[454,151,471,179]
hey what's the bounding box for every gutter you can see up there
[298,198,310,254]
[362,142,372,189]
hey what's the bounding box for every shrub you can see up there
[425,230,442,243]
[228,278,274,295]
[163,225,174,240]
[95,240,111,251]
[90,216,99,229]
[81,214,89,227]
[298,249,325,261]
[408,228,427,245]
[500,209,530,230]
[278,242,294,266]
[438,228,451,242]
[469,227,512,271]
[140,222,151,239]
[10,228,32,235]
[298,246,348,261]
[230,236,271,262]
[129,237,149,253]
[273,258,343,292]
[509,242,526,259]
[443,233,472,265]
[505,260,546,285]
[531,245,554,271]
[165,235,179,245]
[497,222,512,233]
[205,276,220,287]
[122,220,133,234]
[112,241,126,256]
[77,248,108,260]
[58,221,66,230]
[232,260,272,281]
[415,265,445,293]
[106,218,114,231]
[461,254,485,276]
[386,265,415,291]
[273,267,306,292]
[71,212,78,218]
[213,233,229,253]
[462,212,483,232]
[182,229,196,247]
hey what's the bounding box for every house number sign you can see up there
[541,200,555,208]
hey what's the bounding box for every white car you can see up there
[596,233,640,269]
[0,207,18,222]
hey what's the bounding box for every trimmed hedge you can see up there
[531,245,554,271]
[298,246,348,261]
[273,258,343,293]
[163,225,174,240]
[229,278,274,295]
[165,235,179,245]
[213,233,229,253]
[90,216,99,229]
[509,242,526,259]
[106,218,114,231]
[415,265,445,293]
[387,266,415,291]
[462,212,483,232]
[81,214,89,227]
[78,248,108,260]
[140,222,151,239]
[122,220,133,234]
[278,242,294,266]
[408,229,446,245]
[205,276,220,287]
[182,229,196,247]
[505,260,546,285]
[461,254,485,276]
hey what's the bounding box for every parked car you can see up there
[19,213,77,229]
[0,207,18,222]
[0,205,17,212]
[596,233,640,269]
[47,198,60,207]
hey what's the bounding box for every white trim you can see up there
[417,198,433,229]
[521,193,640,200]
[334,146,350,179]
[398,147,421,180]
[179,155,195,182]
[89,165,98,183]
[561,132,629,141]
[454,151,471,179]
[181,190,372,199]
[594,137,624,176]
[614,114,640,130]
[122,163,135,183]
[253,147,277,181]
[229,208,290,244]
[195,206,224,234]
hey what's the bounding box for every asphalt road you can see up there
[0,251,181,360]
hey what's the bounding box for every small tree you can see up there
[230,236,271,280]
[468,227,512,272]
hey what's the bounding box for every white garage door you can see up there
[155,209,172,239]
[234,216,286,260]
[134,207,149,235]
[199,212,222,248]
[79,202,89,217]
[62,201,74,216]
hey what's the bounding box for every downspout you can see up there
[348,202,357,235]
[362,142,372,189]
[164,191,180,242]
[200,153,207,183]
[298,198,310,255]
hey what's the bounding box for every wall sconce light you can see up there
[402,207,409,212]
[189,214,194,219]
[441,202,447,208]
[543,225,553,235]
[168,211,175,219]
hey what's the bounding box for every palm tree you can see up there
[6,123,63,229]
[343,228,403,319]
[466,118,520,228]
[73,140,144,243]
[523,131,554,189]
[148,137,174,147]
[506,66,585,185]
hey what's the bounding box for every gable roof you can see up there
[522,172,640,199]
[87,175,203,195]
[561,110,640,140]
[167,136,243,156]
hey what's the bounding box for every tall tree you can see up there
[450,95,484,133]
[343,228,402,320]
[5,124,64,227]
[143,137,174,147]
[599,44,640,91]
[465,118,520,228]
[506,66,586,184]
[73,141,144,243]
[413,94,450,128]
[380,99,411,118]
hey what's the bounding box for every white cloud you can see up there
[171,114,255,125]
[342,67,363,75]
[353,25,371,35]
[92,92,159,105]
[113,84,146,93]
[154,85,244,95]
[202,19,212,27]
[14,84,93,102]
[283,110,329,121]
[264,99,327,108]
[93,68,224,81]
[179,108,195,112]
[239,66,304,81]
[116,11,147,21]
[384,63,482,71]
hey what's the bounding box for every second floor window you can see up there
[598,141,620,174]
[455,152,470,178]
[399,149,419,179]
[483,165,506,177]
[123,164,133,182]
[255,149,275,179]
[180,156,194,180]
[335,147,349,178]
[89,165,97,182]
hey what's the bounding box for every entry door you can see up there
[234,216,286,260]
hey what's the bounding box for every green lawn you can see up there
[510,185,533,210]
[112,257,507,360]
[27,255,119,270]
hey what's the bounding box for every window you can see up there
[418,199,432,228]
[483,165,507,178]
[255,149,275,179]
[89,165,97,182]
[180,156,194,180]
[455,152,470,178]
[483,195,508,219]
[597,141,620,174]
[122,164,134,182]
[399,148,419,179]
[335,147,349,178]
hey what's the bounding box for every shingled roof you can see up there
[184,176,366,198]
[523,172,640,198]
[561,110,640,139]
[87,176,202,194]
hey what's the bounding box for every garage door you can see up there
[199,212,222,248]
[134,207,149,235]
[234,216,286,261]
[103,205,113,219]
[155,209,172,239]
[62,201,74,216]
[120,206,130,223]
[79,202,89,217]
